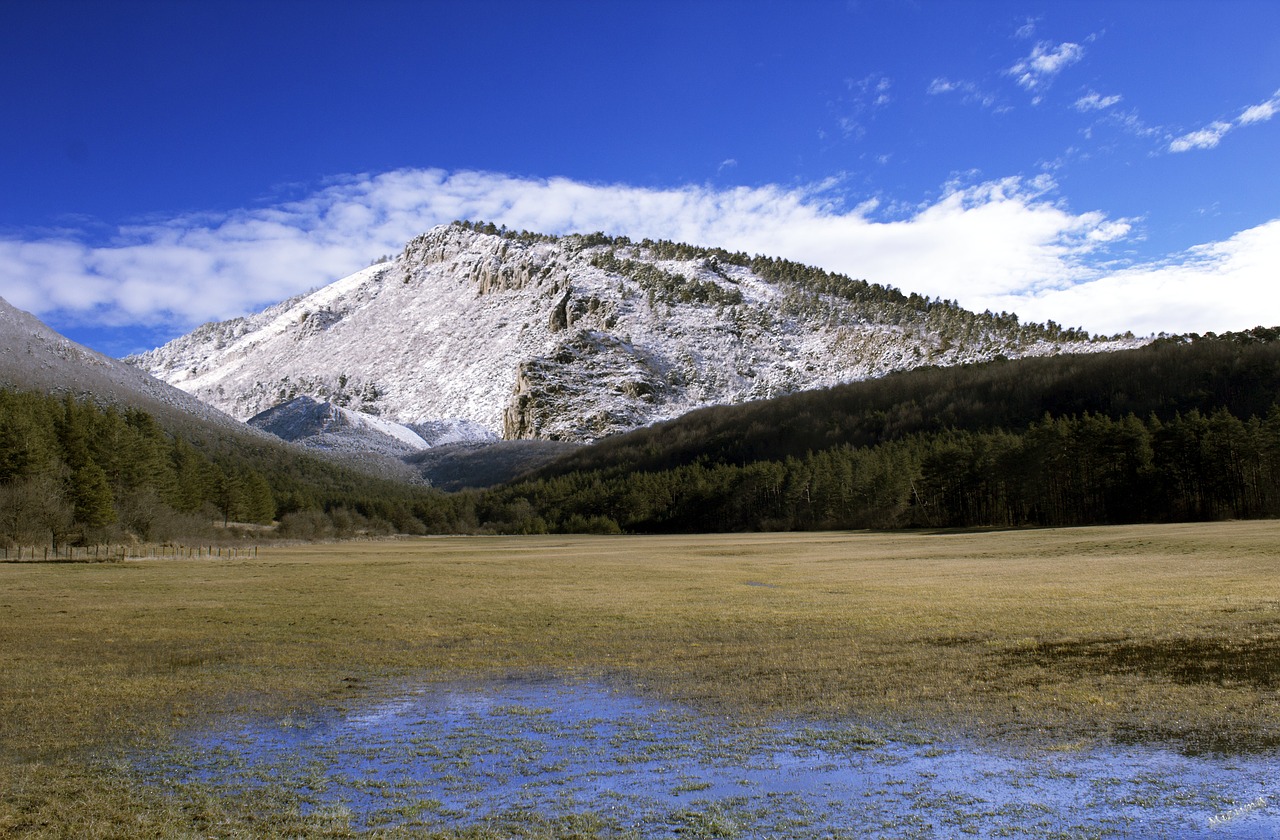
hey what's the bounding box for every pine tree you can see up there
[240,470,276,524]
[211,465,244,526]
[168,440,210,513]
[68,460,116,531]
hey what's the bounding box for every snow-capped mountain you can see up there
[128,223,1148,443]
[248,395,498,458]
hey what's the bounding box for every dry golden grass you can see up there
[3,521,1279,835]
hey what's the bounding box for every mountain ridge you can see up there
[128,222,1149,444]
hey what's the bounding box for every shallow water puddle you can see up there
[145,678,1278,837]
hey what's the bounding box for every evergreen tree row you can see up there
[0,390,275,546]
[0,389,476,547]
[486,407,1280,533]
[589,251,745,307]
[7,328,1280,545]
[535,330,1280,483]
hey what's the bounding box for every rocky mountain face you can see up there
[128,223,1148,444]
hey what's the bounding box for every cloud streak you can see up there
[832,73,894,139]
[992,219,1280,336]
[0,168,1275,344]
[1169,88,1280,152]
[1074,91,1122,112]
[927,77,1002,110]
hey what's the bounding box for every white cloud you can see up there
[1074,91,1122,112]
[1106,109,1161,140]
[832,73,893,139]
[1169,88,1280,152]
[1009,41,1084,95]
[1169,121,1233,153]
[0,168,1274,343]
[871,75,892,107]
[1239,96,1279,125]
[991,219,1280,335]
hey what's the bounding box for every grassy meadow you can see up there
[3,521,1279,835]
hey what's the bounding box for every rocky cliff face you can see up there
[128,223,1148,443]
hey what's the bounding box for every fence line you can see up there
[0,544,260,562]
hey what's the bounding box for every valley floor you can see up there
[2,522,1278,835]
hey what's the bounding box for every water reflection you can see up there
[148,677,1277,837]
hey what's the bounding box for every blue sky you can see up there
[2,0,1278,357]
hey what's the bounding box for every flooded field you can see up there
[7,525,1280,834]
[144,677,1278,838]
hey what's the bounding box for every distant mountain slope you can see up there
[0,295,255,438]
[244,395,567,488]
[524,329,1280,482]
[248,395,434,458]
[406,440,579,491]
[492,330,1280,533]
[128,222,1147,444]
[0,297,481,540]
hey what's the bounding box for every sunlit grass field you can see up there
[3,521,1279,835]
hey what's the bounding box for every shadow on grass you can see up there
[1006,635,1280,689]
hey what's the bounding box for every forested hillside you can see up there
[482,330,1280,533]
[534,329,1280,479]
[0,389,473,547]
[7,329,1279,545]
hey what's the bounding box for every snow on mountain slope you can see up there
[408,418,500,447]
[129,223,1150,443]
[247,395,429,456]
[0,294,258,436]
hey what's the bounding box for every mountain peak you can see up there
[128,224,1148,443]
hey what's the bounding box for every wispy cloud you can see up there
[1074,91,1122,112]
[1169,121,1233,153]
[832,73,893,139]
[1014,17,1039,40]
[0,168,1273,342]
[1009,41,1084,102]
[926,77,1002,110]
[1105,109,1161,140]
[866,75,893,107]
[1169,88,1280,152]
[1238,94,1280,125]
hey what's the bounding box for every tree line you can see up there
[6,328,1279,545]
[483,406,1280,533]
[0,390,277,547]
[0,389,477,548]
[535,329,1280,483]
[486,329,1280,533]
